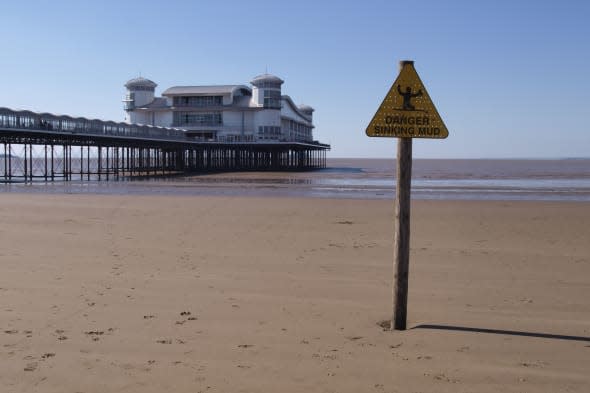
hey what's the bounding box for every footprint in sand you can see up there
[377,320,391,330]
[346,336,363,341]
[85,330,105,341]
[156,339,172,344]
[433,373,459,383]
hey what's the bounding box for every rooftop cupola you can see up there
[250,74,284,88]
[298,104,314,121]
[123,76,157,112]
[124,77,157,91]
[250,74,283,109]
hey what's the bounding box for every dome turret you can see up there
[251,74,284,88]
[123,76,157,120]
[250,74,283,109]
[298,104,314,121]
[299,104,314,114]
[125,77,157,91]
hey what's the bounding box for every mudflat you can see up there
[1,194,589,392]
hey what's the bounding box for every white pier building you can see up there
[123,74,315,143]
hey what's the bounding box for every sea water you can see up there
[2,158,589,201]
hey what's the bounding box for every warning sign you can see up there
[366,62,448,139]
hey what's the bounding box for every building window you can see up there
[173,96,223,107]
[288,120,312,141]
[258,125,281,140]
[256,81,282,89]
[263,90,281,109]
[129,86,155,92]
[124,92,135,111]
[173,112,222,126]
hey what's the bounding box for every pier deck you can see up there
[0,108,329,182]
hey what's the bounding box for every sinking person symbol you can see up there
[397,85,422,111]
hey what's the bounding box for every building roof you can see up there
[298,104,314,113]
[251,74,284,86]
[162,85,251,96]
[136,97,169,109]
[281,95,314,124]
[125,77,157,89]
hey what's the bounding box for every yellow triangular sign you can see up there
[366,62,448,139]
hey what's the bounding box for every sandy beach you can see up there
[1,193,589,392]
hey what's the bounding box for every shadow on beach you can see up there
[412,324,590,343]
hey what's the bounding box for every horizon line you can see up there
[327,156,590,160]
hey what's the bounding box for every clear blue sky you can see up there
[1,0,588,158]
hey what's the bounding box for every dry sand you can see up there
[1,194,589,392]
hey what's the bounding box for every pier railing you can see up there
[0,107,187,142]
[0,107,329,148]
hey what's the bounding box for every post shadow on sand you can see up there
[411,324,590,343]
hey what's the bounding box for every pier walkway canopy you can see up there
[0,107,188,143]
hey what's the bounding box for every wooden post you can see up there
[392,137,412,330]
[392,60,414,331]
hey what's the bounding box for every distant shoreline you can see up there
[327,157,590,161]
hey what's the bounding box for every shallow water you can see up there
[2,158,589,201]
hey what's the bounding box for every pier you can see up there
[0,108,329,182]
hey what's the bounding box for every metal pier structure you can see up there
[0,108,329,182]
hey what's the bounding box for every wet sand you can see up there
[1,194,589,392]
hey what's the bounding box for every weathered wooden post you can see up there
[393,134,412,330]
[366,60,449,330]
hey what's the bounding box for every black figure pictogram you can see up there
[397,85,423,111]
